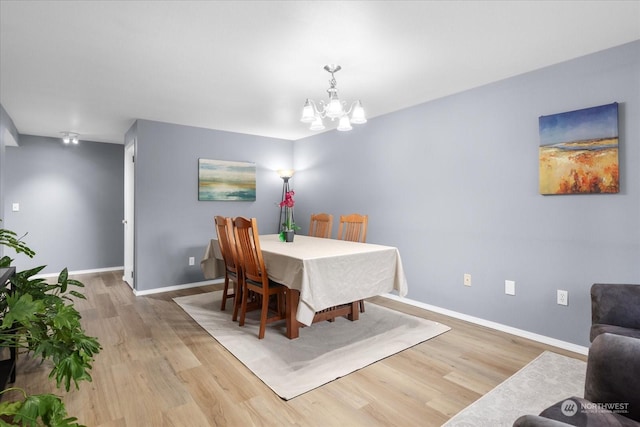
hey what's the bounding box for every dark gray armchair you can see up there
[590,283,640,342]
[513,333,640,426]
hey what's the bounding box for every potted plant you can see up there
[279,190,300,242]
[0,225,101,426]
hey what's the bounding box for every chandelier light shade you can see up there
[61,132,79,144]
[301,64,367,132]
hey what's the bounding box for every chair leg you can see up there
[359,299,365,313]
[232,280,241,321]
[239,283,249,327]
[220,275,230,311]
[258,291,270,339]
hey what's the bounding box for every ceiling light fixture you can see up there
[300,64,367,132]
[61,132,79,144]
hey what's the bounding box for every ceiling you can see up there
[1,1,639,144]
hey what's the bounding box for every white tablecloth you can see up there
[200,239,225,279]
[258,234,408,325]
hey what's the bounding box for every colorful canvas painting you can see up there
[539,103,619,195]
[198,159,256,201]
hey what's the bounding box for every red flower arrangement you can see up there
[279,190,295,209]
[279,190,299,232]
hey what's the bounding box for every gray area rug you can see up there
[174,291,450,400]
[443,351,586,427]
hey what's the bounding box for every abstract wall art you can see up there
[198,158,256,201]
[538,102,619,195]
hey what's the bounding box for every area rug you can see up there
[173,291,450,400]
[443,351,587,427]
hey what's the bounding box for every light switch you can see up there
[505,280,516,295]
[12,203,19,212]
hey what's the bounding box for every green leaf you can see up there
[0,399,23,418]
[66,279,84,289]
[1,294,45,329]
[0,255,13,268]
[68,291,86,300]
[58,269,69,283]
[0,226,36,258]
[58,269,69,293]
[15,265,46,280]
[51,304,77,330]
[12,393,82,427]
[50,353,92,391]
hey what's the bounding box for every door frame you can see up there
[123,141,135,289]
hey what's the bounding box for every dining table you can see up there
[257,234,408,339]
[201,234,408,339]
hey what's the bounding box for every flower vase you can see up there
[285,230,295,242]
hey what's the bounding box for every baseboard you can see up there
[35,266,124,279]
[381,293,589,356]
[38,268,223,296]
[133,278,225,296]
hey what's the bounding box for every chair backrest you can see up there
[585,333,640,422]
[308,213,333,238]
[214,215,238,276]
[232,217,267,286]
[591,283,640,328]
[337,213,368,243]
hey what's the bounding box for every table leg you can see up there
[286,289,301,339]
[347,301,359,321]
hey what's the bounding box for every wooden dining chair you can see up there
[233,217,288,339]
[308,213,333,238]
[337,213,369,312]
[337,213,368,243]
[214,216,242,320]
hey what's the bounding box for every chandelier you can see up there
[300,64,367,132]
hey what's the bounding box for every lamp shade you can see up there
[310,116,325,131]
[277,169,295,179]
[337,116,352,131]
[325,98,344,119]
[300,100,315,123]
[350,100,367,124]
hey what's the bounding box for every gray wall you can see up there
[291,41,640,347]
[131,119,293,291]
[3,135,124,273]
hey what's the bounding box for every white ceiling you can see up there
[1,1,639,144]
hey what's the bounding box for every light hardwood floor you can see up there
[10,271,586,426]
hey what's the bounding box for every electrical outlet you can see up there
[505,280,516,295]
[463,273,471,286]
[557,289,568,306]
[188,256,195,266]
